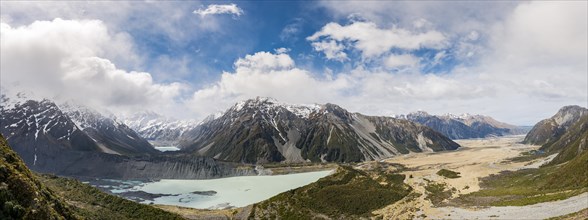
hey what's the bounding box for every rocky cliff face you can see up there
[179,97,460,163]
[395,111,526,140]
[523,105,588,145]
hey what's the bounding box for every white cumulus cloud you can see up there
[188,51,343,115]
[310,40,348,61]
[0,19,188,116]
[384,54,419,68]
[193,4,243,17]
[186,51,490,120]
[307,21,447,60]
[312,1,587,124]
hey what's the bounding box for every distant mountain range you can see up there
[121,111,200,147]
[394,111,528,139]
[178,97,460,163]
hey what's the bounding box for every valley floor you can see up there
[149,135,587,219]
[434,193,587,219]
[374,135,588,219]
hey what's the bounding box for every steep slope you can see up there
[0,134,185,220]
[59,102,158,156]
[0,94,157,156]
[179,97,460,163]
[396,111,526,139]
[0,134,78,220]
[1,96,101,170]
[540,114,588,165]
[121,111,200,147]
[0,95,156,169]
[519,107,588,189]
[523,105,588,145]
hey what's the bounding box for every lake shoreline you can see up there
[87,169,334,210]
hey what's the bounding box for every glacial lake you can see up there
[98,170,333,209]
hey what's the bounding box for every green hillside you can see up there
[248,163,411,219]
[1,134,78,219]
[544,115,588,165]
[0,134,184,220]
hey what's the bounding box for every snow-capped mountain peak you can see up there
[1,93,157,160]
[443,113,472,119]
[120,111,200,146]
[178,97,460,164]
[228,96,321,119]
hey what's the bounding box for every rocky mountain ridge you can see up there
[179,97,460,163]
[523,105,588,145]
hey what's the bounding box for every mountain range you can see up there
[394,111,528,139]
[247,105,588,219]
[4,90,541,179]
[1,93,461,177]
[0,92,253,179]
[178,97,460,163]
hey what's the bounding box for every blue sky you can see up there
[116,1,464,86]
[1,1,587,125]
[137,1,330,85]
[126,1,355,86]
